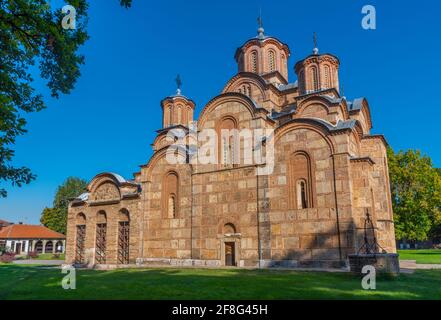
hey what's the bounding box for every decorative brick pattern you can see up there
[66,29,396,269]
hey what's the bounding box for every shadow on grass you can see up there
[1,265,440,300]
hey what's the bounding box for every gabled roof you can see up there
[0,224,65,240]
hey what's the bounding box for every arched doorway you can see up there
[55,241,64,253]
[35,241,43,254]
[222,223,239,267]
[118,209,130,265]
[45,241,53,253]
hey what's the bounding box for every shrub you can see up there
[27,251,39,259]
[0,252,16,263]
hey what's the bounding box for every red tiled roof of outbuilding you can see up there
[0,224,65,240]
[0,219,11,226]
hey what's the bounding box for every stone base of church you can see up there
[85,258,348,271]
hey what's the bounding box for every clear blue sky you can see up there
[1,0,440,224]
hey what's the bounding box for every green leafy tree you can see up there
[388,148,441,241]
[40,207,67,235]
[0,0,131,197]
[53,176,88,209]
[40,177,87,234]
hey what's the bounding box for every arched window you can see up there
[297,180,308,209]
[310,66,319,91]
[299,70,305,94]
[75,213,86,264]
[250,51,258,73]
[323,65,331,88]
[289,152,314,209]
[247,85,252,98]
[55,241,64,253]
[268,50,276,72]
[45,241,54,254]
[163,172,179,218]
[164,107,170,127]
[95,211,107,264]
[217,117,238,168]
[281,54,286,72]
[168,194,177,218]
[118,209,130,265]
[35,240,43,254]
[169,105,173,126]
[177,106,182,124]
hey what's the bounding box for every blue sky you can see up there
[1,0,440,224]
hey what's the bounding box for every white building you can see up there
[0,223,66,255]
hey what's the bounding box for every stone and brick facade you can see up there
[66,25,396,269]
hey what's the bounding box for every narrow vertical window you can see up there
[169,106,173,126]
[311,66,319,91]
[223,136,229,165]
[169,194,177,218]
[268,50,276,72]
[118,209,130,265]
[95,211,107,265]
[163,172,179,218]
[324,65,331,88]
[299,70,305,94]
[75,213,87,264]
[250,51,258,73]
[297,180,308,209]
[177,106,182,124]
[218,117,237,168]
[290,152,314,210]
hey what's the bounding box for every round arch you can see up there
[119,208,130,222]
[275,119,336,154]
[76,213,87,225]
[198,93,265,129]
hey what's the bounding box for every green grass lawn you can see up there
[0,265,440,300]
[398,249,441,264]
[32,253,65,261]
[14,253,65,261]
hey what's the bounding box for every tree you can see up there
[53,176,88,209]
[388,148,441,241]
[40,207,67,235]
[40,177,87,234]
[0,0,131,197]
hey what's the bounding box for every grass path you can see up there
[1,265,441,300]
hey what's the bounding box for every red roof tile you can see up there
[0,219,11,226]
[0,224,65,239]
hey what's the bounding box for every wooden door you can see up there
[225,242,236,266]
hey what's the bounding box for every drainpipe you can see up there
[190,164,194,261]
[256,170,261,269]
[332,154,343,263]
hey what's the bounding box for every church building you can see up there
[66,24,396,269]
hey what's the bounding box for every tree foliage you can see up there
[40,177,87,234]
[40,207,66,235]
[388,148,441,241]
[0,0,131,197]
